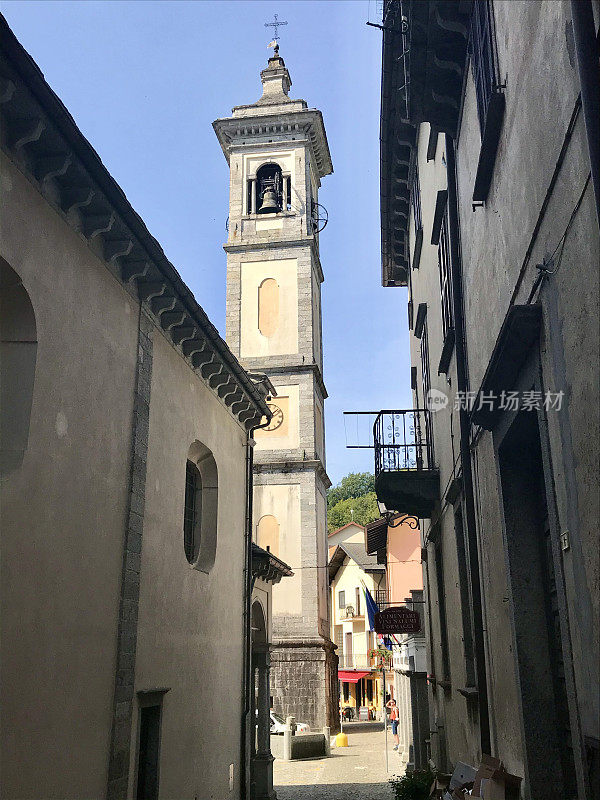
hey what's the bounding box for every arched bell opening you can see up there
[256,163,283,214]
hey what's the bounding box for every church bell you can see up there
[258,188,279,214]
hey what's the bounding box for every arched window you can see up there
[183,442,218,572]
[258,278,279,338]
[0,259,37,473]
[256,163,283,214]
[251,600,267,649]
[184,460,202,564]
[257,514,280,558]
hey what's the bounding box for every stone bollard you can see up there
[283,716,296,761]
[323,726,331,756]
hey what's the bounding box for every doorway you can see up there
[498,409,576,798]
[136,704,161,800]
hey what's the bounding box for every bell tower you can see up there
[214,46,336,730]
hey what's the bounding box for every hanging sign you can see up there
[374,606,421,634]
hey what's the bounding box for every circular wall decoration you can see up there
[264,403,284,431]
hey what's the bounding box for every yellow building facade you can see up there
[328,525,388,721]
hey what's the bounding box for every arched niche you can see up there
[257,514,280,559]
[0,259,37,473]
[185,441,218,573]
[258,278,279,338]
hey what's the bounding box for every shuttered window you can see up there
[470,0,497,135]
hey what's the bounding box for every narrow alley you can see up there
[1,2,598,799]
[274,723,397,800]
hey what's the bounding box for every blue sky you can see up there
[3,0,411,486]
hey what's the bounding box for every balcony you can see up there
[338,655,377,671]
[374,410,439,519]
[342,605,362,620]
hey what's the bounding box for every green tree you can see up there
[327,491,379,534]
[327,472,375,509]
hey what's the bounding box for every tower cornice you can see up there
[241,361,328,401]
[253,458,332,491]
[223,237,325,284]
[213,108,333,179]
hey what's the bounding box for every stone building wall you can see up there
[0,21,270,798]
[271,639,338,733]
[1,148,136,800]
[401,0,599,793]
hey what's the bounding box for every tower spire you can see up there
[259,45,292,102]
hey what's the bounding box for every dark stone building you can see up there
[372,2,599,797]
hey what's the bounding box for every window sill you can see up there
[438,328,455,375]
[457,685,478,700]
[243,211,295,219]
[473,91,506,203]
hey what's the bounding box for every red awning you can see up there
[338,670,371,684]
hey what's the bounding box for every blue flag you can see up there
[363,585,379,632]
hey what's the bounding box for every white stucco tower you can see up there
[214,47,336,729]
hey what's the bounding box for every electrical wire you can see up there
[545,172,591,273]
[283,560,423,570]
[510,95,581,305]
[527,171,592,303]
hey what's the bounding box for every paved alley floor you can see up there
[273,722,402,800]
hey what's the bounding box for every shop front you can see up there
[338,670,383,721]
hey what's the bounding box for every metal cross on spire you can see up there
[265,13,288,48]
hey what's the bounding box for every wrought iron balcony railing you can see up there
[373,409,434,476]
[373,409,439,518]
[374,590,389,610]
[342,408,439,519]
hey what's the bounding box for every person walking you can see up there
[386,698,400,751]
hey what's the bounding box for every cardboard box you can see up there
[451,789,468,800]
[450,761,477,790]
[484,771,522,800]
[429,774,451,798]
[472,756,522,800]
[472,755,503,796]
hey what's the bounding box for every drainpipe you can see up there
[445,134,492,757]
[570,0,600,230]
[241,415,271,800]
